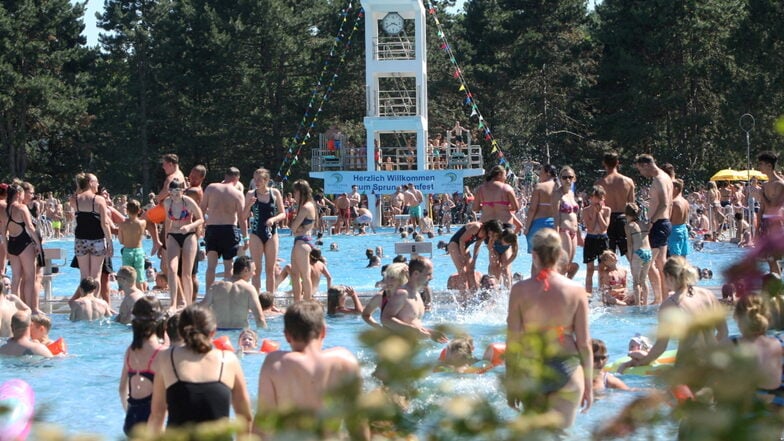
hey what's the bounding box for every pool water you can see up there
[2,229,745,439]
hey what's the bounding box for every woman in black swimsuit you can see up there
[71,173,114,300]
[163,179,203,310]
[3,184,41,312]
[119,296,166,435]
[149,304,252,434]
[243,169,286,293]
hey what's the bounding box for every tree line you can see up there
[0,0,781,195]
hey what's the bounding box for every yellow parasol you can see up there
[736,169,768,181]
[709,169,743,182]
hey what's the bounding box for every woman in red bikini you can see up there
[506,228,592,428]
[472,165,521,230]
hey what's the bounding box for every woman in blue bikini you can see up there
[289,179,317,302]
[163,179,203,310]
[243,169,286,293]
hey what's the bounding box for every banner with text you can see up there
[321,171,465,195]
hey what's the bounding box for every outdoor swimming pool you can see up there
[1,229,745,439]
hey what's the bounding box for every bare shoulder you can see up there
[323,347,360,366]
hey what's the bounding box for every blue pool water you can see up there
[1,229,745,439]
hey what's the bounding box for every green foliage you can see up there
[0,0,94,186]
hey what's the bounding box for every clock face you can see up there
[381,12,404,35]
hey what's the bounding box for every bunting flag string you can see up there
[276,2,362,181]
[425,1,511,171]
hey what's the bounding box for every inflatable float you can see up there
[0,379,34,440]
[605,349,677,375]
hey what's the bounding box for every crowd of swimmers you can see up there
[2,149,784,437]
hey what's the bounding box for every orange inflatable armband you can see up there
[260,339,280,353]
[145,204,165,224]
[439,347,447,362]
[213,335,235,352]
[47,337,67,355]
[483,343,506,366]
[671,384,694,403]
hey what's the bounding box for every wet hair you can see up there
[603,152,619,168]
[327,285,346,315]
[239,329,259,348]
[634,154,654,165]
[126,199,141,215]
[30,313,52,331]
[532,228,562,268]
[500,230,517,250]
[166,312,180,344]
[367,255,381,267]
[11,311,30,332]
[130,296,165,350]
[735,294,769,337]
[480,274,498,289]
[232,255,253,275]
[591,185,606,199]
[721,283,736,300]
[392,255,407,263]
[309,248,326,264]
[384,262,409,286]
[365,248,375,258]
[486,165,506,182]
[663,256,699,291]
[80,277,99,294]
[284,301,325,343]
[117,266,137,284]
[592,339,608,358]
[625,202,642,220]
[408,256,429,276]
[161,153,179,165]
[444,336,475,367]
[758,151,778,167]
[292,179,313,204]
[168,179,184,190]
[178,304,216,354]
[259,292,274,310]
[482,219,503,237]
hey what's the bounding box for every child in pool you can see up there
[598,250,629,305]
[30,313,67,355]
[624,203,652,305]
[489,229,518,288]
[592,339,629,393]
[238,329,260,353]
[29,313,53,346]
[627,334,651,361]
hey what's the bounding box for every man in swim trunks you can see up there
[354,207,376,233]
[334,193,351,235]
[257,301,368,439]
[201,256,266,330]
[595,151,635,260]
[0,275,30,338]
[348,185,361,220]
[404,183,424,231]
[201,167,245,291]
[668,179,690,257]
[0,311,52,357]
[634,154,673,304]
[183,164,207,299]
[757,151,784,275]
[381,256,447,342]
